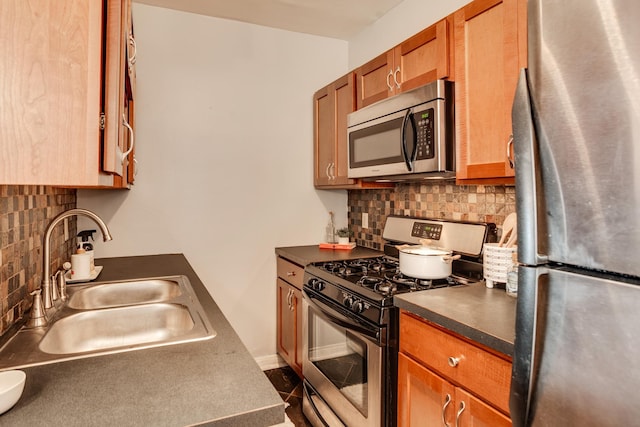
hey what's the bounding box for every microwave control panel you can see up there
[414,107,435,159]
[411,222,443,240]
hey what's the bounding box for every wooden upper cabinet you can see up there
[313,74,393,189]
[0,0,103,186]
[355,19,451,110]
[314,73,356,187]
[454,0,527,183]
[0,0,135,187]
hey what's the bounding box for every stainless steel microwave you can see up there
[347,80,454,181]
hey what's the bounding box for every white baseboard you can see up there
[255,353,288,371]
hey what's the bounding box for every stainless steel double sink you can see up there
[0,275,216,370]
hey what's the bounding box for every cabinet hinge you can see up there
[99,113,106,130]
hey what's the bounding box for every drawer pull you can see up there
[441,393,452,427]
[447,356,461,367]
[455,401,466,427]
[287,271,296,277]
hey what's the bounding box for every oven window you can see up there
[308,311,369,416]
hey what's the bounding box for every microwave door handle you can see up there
[401,108,414,171]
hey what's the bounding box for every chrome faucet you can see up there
[41,209,112,310]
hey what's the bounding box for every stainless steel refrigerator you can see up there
[510,0,640,426]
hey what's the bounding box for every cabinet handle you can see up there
[286,271,296,277]
[386,69,394,91]
[330,162,336,180]
[121,115,135,165]
[455,401,466,427]
[447,356,460,367]
[289,290,295,312]
[507,134,515,169]
[286,289,292,310]
[128,34,137,66]
[133,156,139,177]
[393,66,401,89]
[325,163,332,180]
[442,394,452,427]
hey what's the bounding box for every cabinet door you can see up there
[291,286,303,377]
[313,73,358,188]
[276,279,296,368]
[314,85,334,187]
[355,50,395,109]
[395,19,450,93]
[398,353,456,427]
[0,0,103,186]
[103,0,134,184]
[454,0,527,182]
[455,388,512,427]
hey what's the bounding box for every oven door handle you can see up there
[303,290,380,344]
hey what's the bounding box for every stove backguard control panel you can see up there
[411,222,443,240]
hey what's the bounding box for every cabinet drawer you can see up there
[400,311,512,414]
[277,257,304,289]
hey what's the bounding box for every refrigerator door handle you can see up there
[510,266,548,427]
[512,68,548,265]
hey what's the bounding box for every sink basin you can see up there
[39,303,195,355]
[67,279,182,309]
[0,275,216,370]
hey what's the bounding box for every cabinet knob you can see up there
[447,356,461,367]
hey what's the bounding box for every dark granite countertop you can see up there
[394,282,517,357]
[275,244,383,266]
[1,254,284,427]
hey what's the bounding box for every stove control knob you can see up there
[343,296,354,309]
[310,278,325,291]
[352,300,365,314]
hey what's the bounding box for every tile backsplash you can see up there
[0,186,77,337]
[349,183,516,250]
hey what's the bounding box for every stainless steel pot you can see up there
[398,243,461,280]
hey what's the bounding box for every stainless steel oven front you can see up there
[302,289,385,427]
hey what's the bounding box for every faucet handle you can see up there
[26,289,48,328]
[50,271,60,303]
[57,268,68,302]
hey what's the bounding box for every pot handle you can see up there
[442,254,461,264]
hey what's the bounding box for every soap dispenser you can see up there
[77,229,97,272]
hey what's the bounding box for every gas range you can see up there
[308,256,465,300]
[304,217,495,324]
[301,217,496,427]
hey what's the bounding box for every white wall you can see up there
[78,4,349,362]
[348,0,469,69]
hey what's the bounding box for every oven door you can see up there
[302,289,383,427]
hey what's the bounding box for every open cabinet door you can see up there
[102,0,135,186]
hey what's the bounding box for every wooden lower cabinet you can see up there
[276,257,304,377]
[398,311,512,426]
[398,354,511,427]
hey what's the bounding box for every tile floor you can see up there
[264,366,312,427]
